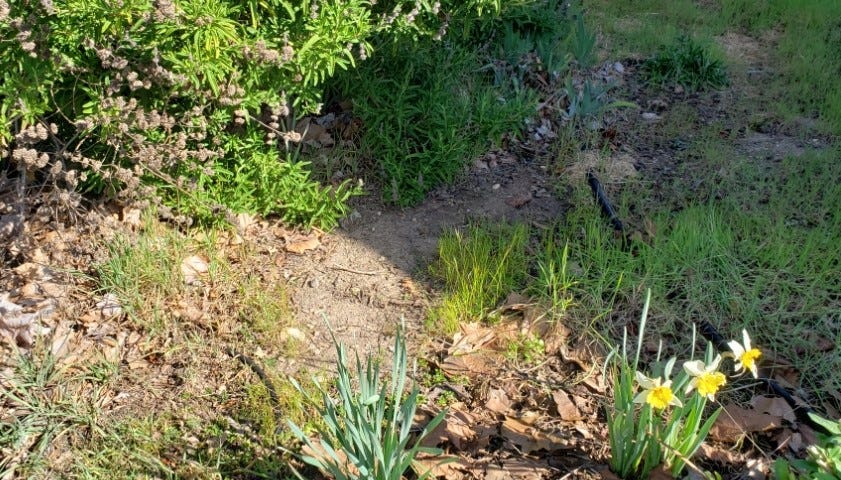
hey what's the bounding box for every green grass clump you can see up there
[643,35,728,91]
[339,41,536,205]
[429,223,529,333]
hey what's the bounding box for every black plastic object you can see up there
[586,170,624,232]
[697,320,830,435]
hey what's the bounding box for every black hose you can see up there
[586,170,624,232]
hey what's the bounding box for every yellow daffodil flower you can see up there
[727,329,762,378]
[634,371,682,410]
[684,356,727,401]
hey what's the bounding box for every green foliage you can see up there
[505,333,546,364]
[533,239,576,315]
[562,77,637,122]
[569,10,597,69]
[340,41,536,205]
[775,413,841,479]
[643,35,728,91]
[429,223,529,333]
[334,0,577,205]
[0,0,495,227]
[287,327,448,480]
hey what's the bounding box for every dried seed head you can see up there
[281,45,294,62]
[154,0,176,20]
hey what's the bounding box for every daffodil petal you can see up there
[635,371,659,389]
[685,378,697,394]
[683,360,706,376]
[728,340,745,357]
[633,391,649,404]
[709,354,722,371]
[742,329,752,350]
[672,396,683,408]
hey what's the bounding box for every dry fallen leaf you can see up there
[751,395,796,423]
[181,255,210,285]
[485,388,513,415]
[552,390,584,422]
[96,293,123,318]
[709,402,784,442]
[506,192,533,208]
[501,416,571,454]
[487,457,550,480]
[285,236,320,254]
[412,453,462,479]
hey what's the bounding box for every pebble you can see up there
[613,61,625,74]
[641,112,661,121]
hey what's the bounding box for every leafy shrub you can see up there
[643,35,728,91]
[0,0,497,227]
[334,0,575,205]
[339,41,536,205]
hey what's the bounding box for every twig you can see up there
[225,347,279,407]
[329,264,384,275]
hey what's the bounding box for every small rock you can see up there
[492,183,501,190]
[285,327,307,343]
[641,112,661,121]
[674,84,685,94]
[613,61,625,74]
[307,277,320,289]
[473,159,489,171]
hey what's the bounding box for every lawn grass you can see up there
[588,0,841,134]
[433,145,841,402]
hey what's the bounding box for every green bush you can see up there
[0,0,499,227]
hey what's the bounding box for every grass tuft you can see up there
[429,223,530,333]
[643,35,728,91]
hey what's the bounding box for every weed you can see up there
[775,413,841,479]
[95,220,191,332]
[237,274,293,347]
[338,39,535,205]
[505,333,546,365]
[429,223,530,333]
[643,35,728,91]
[533,238,576,315]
